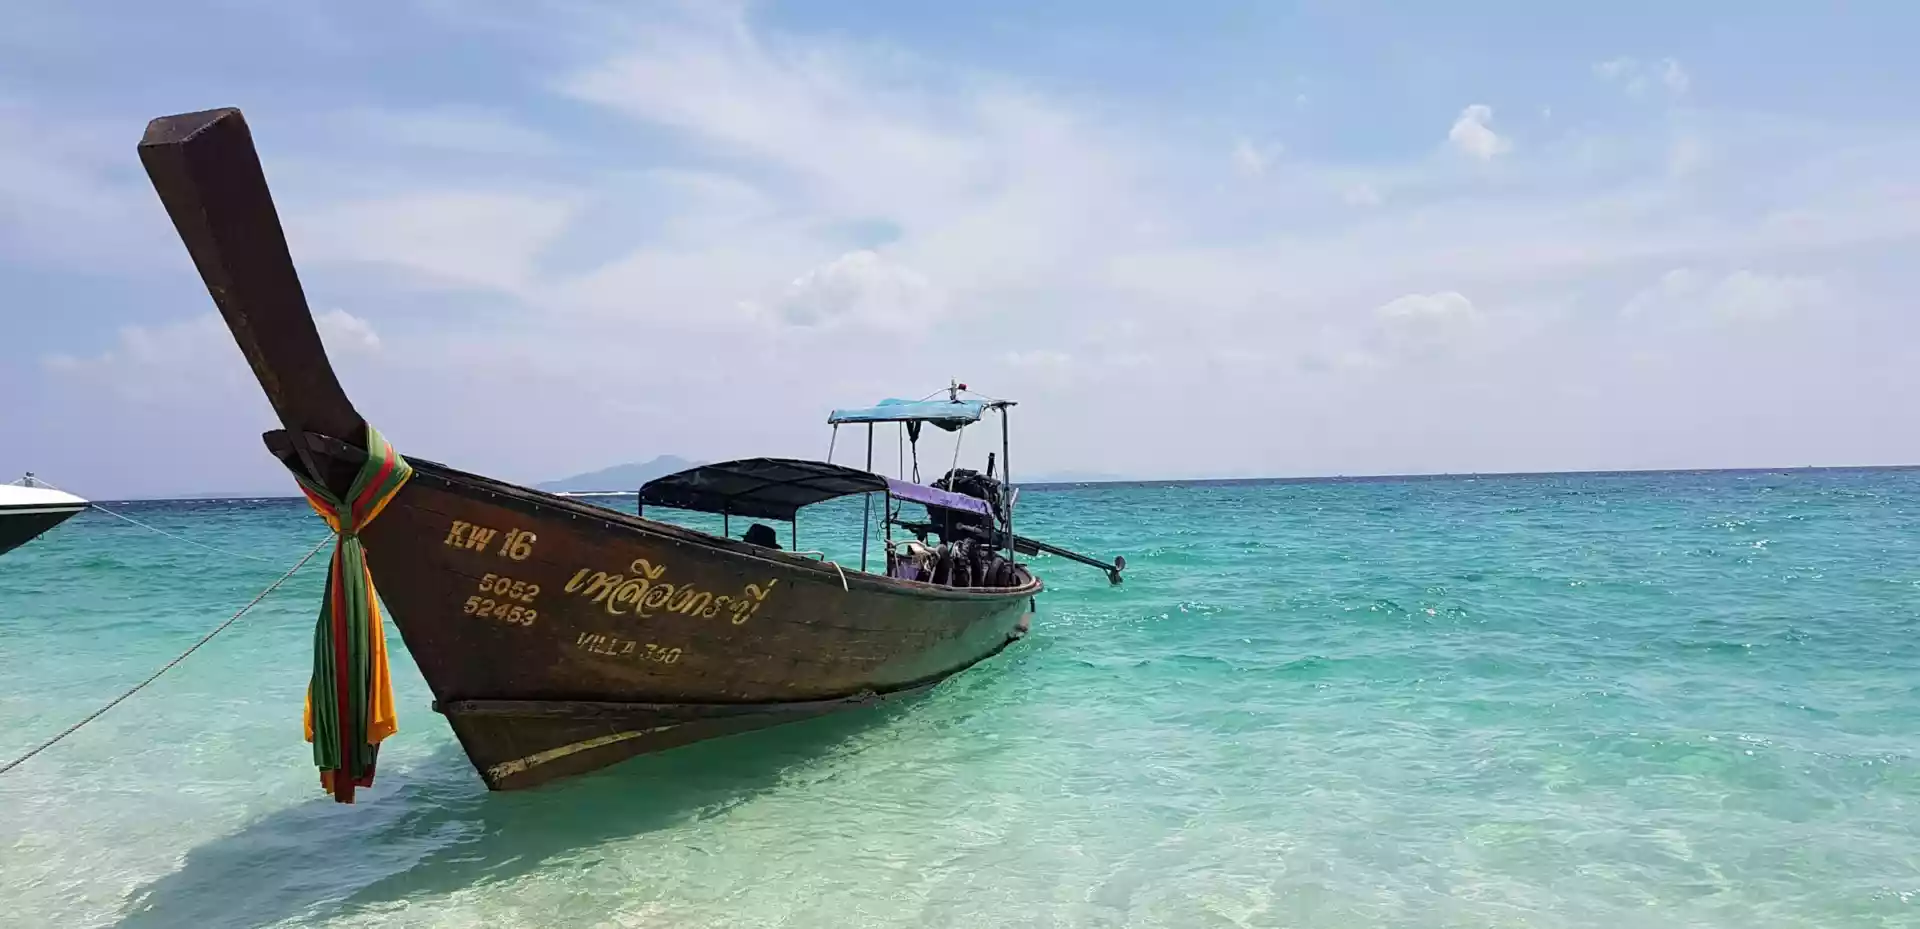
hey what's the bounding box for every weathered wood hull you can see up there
[355,456,1038,789]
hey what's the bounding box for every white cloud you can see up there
[1331,291,1490,364]
[1705,270,1827,321]
[1002,349,1072,370]
[0,101,169,267]
[333,106,557,157]
[1623,268,1828,322]
[1595,57,1690,98]
[41,314,252,405]
[1231,138,1283,177]
[549,6,1149,311]
[997,349,1077,388]
[316,308,382,353]
[46,309,381,379]
[1662,59,1691,95]
[765,250,943,331]
[1621,268,1698,318]
[1376,291,1480,326]
[559,11,990,220]
[1343,183,1383,207]
[45,314,219,369]
[1447,105,1510,160]
[1669,135,1709,176]
[293,191,577,296]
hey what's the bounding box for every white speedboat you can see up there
[0,474,88,556]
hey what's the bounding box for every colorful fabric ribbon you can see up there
[294,425,411,803]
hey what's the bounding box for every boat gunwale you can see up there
[402,455,1045,604]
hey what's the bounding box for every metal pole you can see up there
[791,519,797,550]
[862,424,874,571]
[1001,407,1014,564]
[723,511,730,538]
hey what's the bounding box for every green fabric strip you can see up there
[294,426,412,795]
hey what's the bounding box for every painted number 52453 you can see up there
[464,596,537,627]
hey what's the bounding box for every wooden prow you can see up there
[138,107,364,491]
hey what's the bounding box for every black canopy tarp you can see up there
[637,457,886,521]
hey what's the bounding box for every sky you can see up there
[5,1,1919,498]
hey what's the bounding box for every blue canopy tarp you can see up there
[827,398,985,431]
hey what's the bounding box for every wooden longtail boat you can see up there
[137,108,1120,796]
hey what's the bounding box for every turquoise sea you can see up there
[4,469,1919,928]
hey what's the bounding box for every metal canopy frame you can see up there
[641,385,1020,576]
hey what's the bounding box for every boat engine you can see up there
[931,467,1006,531]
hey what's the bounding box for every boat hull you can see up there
[356,457,1039,790]
[0,502,86,557]
[439,684,959,790]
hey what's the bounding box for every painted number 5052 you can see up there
[478,573,539,604]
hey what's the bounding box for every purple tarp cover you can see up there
[884,477,991,515]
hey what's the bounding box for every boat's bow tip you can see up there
[139,107,245,149]
[136,104,366,453]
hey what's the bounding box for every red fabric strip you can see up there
[299,485,335,518]
[351,451,398,526]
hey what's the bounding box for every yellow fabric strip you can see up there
[364,562,397,745]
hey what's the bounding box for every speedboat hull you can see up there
[0,484,87,557]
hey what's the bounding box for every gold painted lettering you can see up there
[561,557,781,626]
[582,571,626,606]
[463,527,497,552]
[499,529,537,561]
[606,578,641,615]
[444,521,472,547]
[640,582,677,615]
[475,573,538,605]
[730,579,779,625]
[574,632,688,664]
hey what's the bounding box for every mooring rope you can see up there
[0,532,332,776]
[792,551,850,590]
[18,475,280,565]
[84,501,282,563]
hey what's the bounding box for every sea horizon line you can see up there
[84,462,1920,505]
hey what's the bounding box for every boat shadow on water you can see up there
[113,700,923,929]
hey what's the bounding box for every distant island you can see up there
[538,455,702,493]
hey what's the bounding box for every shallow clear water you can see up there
[3,470,1919,928]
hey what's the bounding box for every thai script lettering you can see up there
[562,557,778,625]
